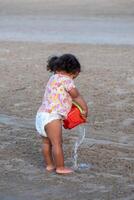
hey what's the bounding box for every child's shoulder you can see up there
[49,74,73,85]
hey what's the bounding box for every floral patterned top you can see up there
[38,74,76,118]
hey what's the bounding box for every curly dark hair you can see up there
[47,54,81,74]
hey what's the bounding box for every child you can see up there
[35,54,88,174]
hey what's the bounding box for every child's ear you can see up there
[72,72,80,79]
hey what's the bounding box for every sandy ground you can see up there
[0,0,134,17]
[0,42,134,200]
[0,0,134,200]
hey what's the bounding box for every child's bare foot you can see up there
[46,165,55,172]
[56,167,74,174]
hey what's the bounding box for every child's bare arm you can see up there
[68,87,88,117]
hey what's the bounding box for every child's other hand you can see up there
[80,110,88,121]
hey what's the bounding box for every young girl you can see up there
[36,54,88,174]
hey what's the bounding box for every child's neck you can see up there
[56,71,73,79]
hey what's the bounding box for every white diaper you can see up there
[35,112,62,137]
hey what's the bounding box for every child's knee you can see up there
[52,139,63,147]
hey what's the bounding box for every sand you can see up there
[0,0,134,200]
[0,0,134,17]
[0,41,134,200]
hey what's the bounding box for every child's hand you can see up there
[80,110,88,121]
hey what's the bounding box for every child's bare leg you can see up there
[45,119,64,169]
[45,119,73,174]
[42,137,55,171]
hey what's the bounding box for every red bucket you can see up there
[63,102,86,129]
